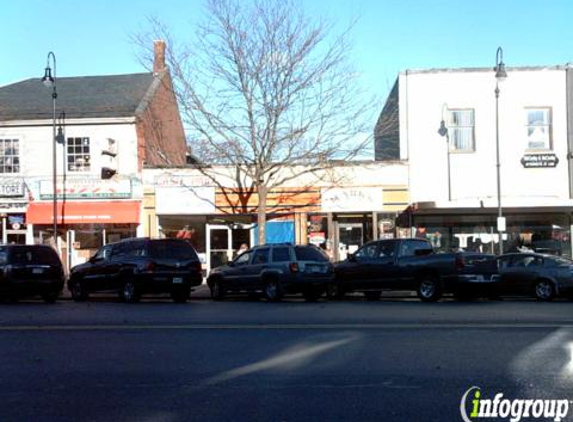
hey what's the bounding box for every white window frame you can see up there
[67,137,91,172]
[448,109,475,152]
[0,138,20,174]
[525,107,552,151]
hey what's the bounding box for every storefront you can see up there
[400,202,573,258]
[26,178,140,269]
[0,178,29,244]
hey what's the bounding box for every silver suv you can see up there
[207,243,333,301]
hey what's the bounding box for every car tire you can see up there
[534,279,555,301]
[364,291,382,301]
[264,279,283,302]
[70,279,88,302]
[326,283,345,301]
[42,291,59,303]
[417,277,442,302]
[171,287,189,303]
[210,279,226,301]
[122,280,140,303]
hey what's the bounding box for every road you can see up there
[0,295,572,422]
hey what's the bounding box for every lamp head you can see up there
[56,126,65,144]
[438,120,448,137]
[495,61,507,81]
[42,66,54,87]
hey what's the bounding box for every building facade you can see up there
[376,66,573,256]
[0,41,187,268]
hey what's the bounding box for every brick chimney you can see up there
[153,40,166,73]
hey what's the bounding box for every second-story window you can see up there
[526,108,552,150]
[67,137,91,172]
[448,109,475,152]
[0,139,20,174]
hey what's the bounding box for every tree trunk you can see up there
[257,185,267,245]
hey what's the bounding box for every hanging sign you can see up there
[520,154,559,168]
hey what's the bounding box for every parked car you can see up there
[331,238,499,302]
[207,243,333,301]
[0,244,64,303]
[496,252,573,301]
[68,238,202,303]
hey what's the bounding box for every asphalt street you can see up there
[0,295,572,422]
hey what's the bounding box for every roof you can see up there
[399,65,569,76]
[0,73,156,121]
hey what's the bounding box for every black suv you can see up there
[68,238,202,303]
[207,243,333,301]
[0,244,64,303]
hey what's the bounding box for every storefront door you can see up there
[206,224,254,273]
[338,223,363,261]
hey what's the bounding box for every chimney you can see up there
[153,40,166,73]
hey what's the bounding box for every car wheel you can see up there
[364,291,382,301]
[210,280,226,301]
[534,279,555,301]
[42,291,59,303]
[71,280,88,302]
[264,279,283,302]
[417,277,442,302]
[326,283,345,300]
[122,280,140,303]
[171,287,189,303]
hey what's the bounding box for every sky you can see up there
[2,0,573,103]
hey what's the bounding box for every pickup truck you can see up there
[331,238,499,302]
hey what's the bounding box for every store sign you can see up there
[155,186,215,214]
[321,187,383,212]
[520,153,559,168]
[0,179,24,197]
[39,179,132,200]
[155,174,214,187]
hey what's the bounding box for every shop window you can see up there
[448,109,475,152]
[525,108,552,150]
[67,137,91,172]
[0,139,20,173]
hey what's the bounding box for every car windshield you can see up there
[294,246,328,262]
[150,240,198,261]
[9,246,61,266]
[545,256,573,266]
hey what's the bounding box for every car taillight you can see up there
[192,261,202,273]
[455,255,465,271]
[289,262,299,273]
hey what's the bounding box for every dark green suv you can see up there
[207,243,333,301]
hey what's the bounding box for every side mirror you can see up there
[228,260,235,267]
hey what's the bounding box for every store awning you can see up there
[27,201,140,224]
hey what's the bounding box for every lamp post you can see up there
[438,103,452,202]
[494,47,507,254]
[41,52,58,246]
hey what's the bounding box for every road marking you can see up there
[0,323,571,331]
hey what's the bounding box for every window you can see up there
[294,246,328,262]
[355,243,379,260]
[150,240,198,260]
[0,139,20,173]
[378,242,396,258]
[93,244,114,261]
[526,108,551,150]
[67,137,91,172]
[234,252,252,266]
[400,240,433,257]
[252,249,269,264]
[272,247,291,262]
[448,109,475,152]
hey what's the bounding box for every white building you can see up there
[376,65,573,256]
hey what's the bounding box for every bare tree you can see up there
[135,0,373,244]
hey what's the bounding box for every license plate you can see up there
[307,265,326,274]
[173,277,183,284]
[32,268,45,274]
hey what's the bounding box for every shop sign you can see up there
[39,179,132,200]
[154,174,214,187]
[0,179,24,197]
[520,153,559,168]
[155,186,215,214]
[321,187,383,212]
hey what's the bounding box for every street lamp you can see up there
[41,52,58,246]
[437,103,452,202]
[494,46,507,254]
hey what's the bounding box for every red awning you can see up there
[27,201,140,224]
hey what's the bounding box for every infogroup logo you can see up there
[460,387,571,422]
